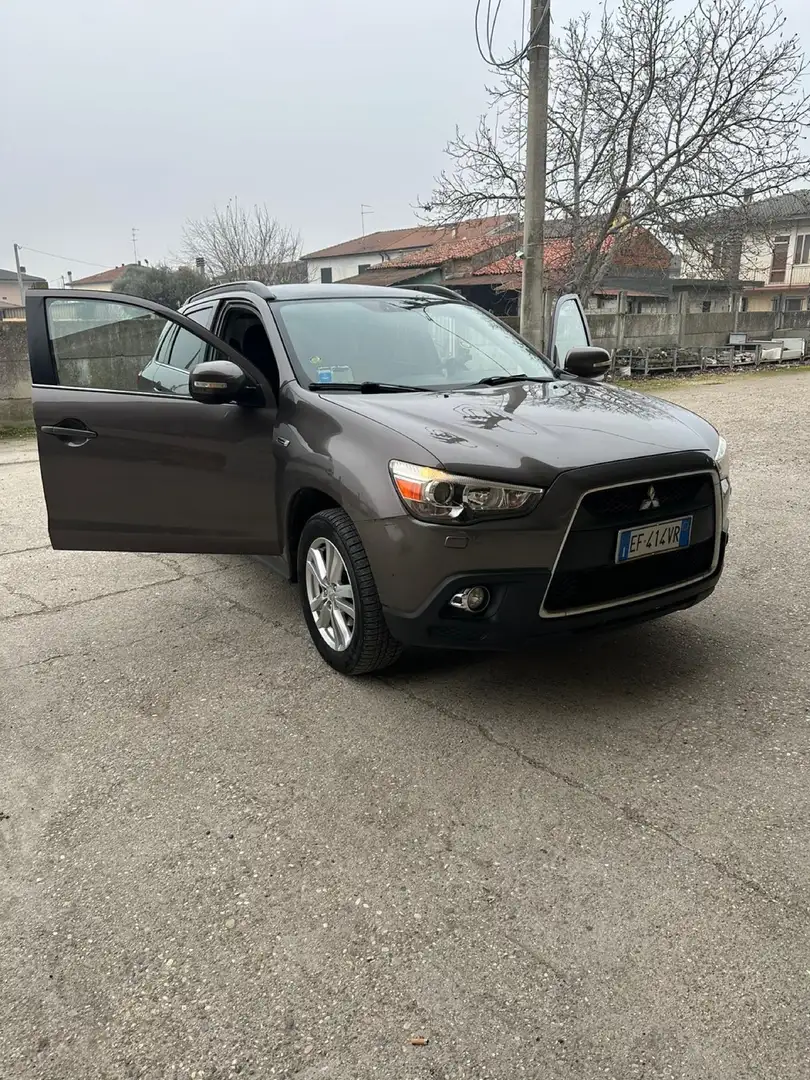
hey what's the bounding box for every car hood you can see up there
[326,380,718,482]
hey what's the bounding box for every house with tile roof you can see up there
[680,189,810,313]
[0,267,48,309]
[301,216,515,284]
[66,264,140,292]
[340,221,688,316]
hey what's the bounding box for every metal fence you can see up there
[610,344,806,378]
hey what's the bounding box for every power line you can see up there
[475,0,550,70]
[17,245,110,269]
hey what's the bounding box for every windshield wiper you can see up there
[308,381,423,393]
[475,373,550,386]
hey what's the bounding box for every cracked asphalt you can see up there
[1,371,809,1080]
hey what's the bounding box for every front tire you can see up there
[297,508,403,675]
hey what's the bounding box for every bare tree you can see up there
[182,199,304,284]
[424,0,810,297]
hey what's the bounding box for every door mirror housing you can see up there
[189,358,262,406]
[563,346,612,380]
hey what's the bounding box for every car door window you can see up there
[552,296,590,368]
[45,297,213,395]
[166,325,209,372]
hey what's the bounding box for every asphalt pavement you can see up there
[1,371,809,1079]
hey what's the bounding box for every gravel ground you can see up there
[1,372,809,1080]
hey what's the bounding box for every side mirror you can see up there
[189,358,260,406]
[564,347,612,380]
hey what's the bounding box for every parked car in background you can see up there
[26,283,730,674]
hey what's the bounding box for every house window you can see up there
[794,235,810,266]
[702,300,712,313]
[769,236,790,283]
[358,263,371,274]
[784,297,803,312]
[320,268,333,284]
[739,297,748,313]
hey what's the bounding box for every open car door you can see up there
[26,290,282,554]
[547,293,610,380]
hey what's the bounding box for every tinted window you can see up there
[272,297,553,389]
[46,298,167,391]
[185,306,214,331]
[166,327,208,371]
[45,297,211,394]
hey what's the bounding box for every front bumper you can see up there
[382,533,727,650]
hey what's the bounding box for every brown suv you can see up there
[26,282,730,674]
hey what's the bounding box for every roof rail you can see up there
[396,283,468,302]
[186,280,275,302]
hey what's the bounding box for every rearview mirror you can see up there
[564,347,612,380]
[189,358,260,406]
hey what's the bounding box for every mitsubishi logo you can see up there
[639,485,661,511]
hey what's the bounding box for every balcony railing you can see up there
[790,264,810,286]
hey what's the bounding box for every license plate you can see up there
[616,516,692,563]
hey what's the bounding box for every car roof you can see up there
[184,280,465,305]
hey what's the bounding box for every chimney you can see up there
[66,270,73,284]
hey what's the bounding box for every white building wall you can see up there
[0,279,48,306]
[681,219,810,288]
[66,280,119,292]
[304,247,431,284]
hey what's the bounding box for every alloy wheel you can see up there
[304,537,356,652]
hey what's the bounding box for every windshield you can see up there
[271,296,554,389]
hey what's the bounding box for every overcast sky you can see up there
[2,0,807,284]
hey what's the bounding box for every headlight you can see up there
[389,460,544,523]
[714,435,730,480]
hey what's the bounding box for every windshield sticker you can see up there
[317,369,333,383]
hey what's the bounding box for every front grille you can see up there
[580,475,713,524]
[544,539,716,613]
[543,471,718,615]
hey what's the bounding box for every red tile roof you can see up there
[302,215,513,260]
[472,230,672,280]
[473,238,571,276]
[69,264,135,286]
[378,233,518,270]
[340,265,437,287]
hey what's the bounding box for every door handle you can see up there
[41,423,98,444]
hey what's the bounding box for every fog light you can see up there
[450,586,491,613]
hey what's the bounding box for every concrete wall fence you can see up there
[0,323,33,425]
[1,319,163,427]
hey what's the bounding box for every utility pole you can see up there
[519,0,550,349]
[131,227,139,262]
[13,244,26,310]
